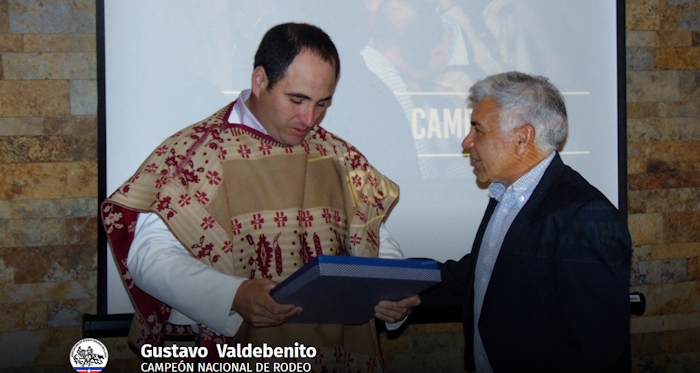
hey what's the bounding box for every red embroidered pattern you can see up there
[194,191,209,205]
[201,216,215,230]
[206,170,222,185]
[274,212,288,227]
[153,193,176,220]
[322,208,332,224]
[231,219,242,235]
[259,142,272,155]
[255,234,273,279]
[178,194,191,207]
[350,234,362,246]
[251,214,264,229]
[238,144,251,158]
[297,210,313,227]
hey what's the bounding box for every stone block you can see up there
[0,0,8,33]
[631,312,700,334]
[649,242,700,260]
[63,216,97,245]
[69,79,96,116]
[689,257,700,281]
[627,142,647,175]
[631,329,665,356]
[658,31,693,47]
[0,117,43,136]
[636,282,700,316]
[631,258,687,286]
[0,198,97,220]
[679,71,700,101]
[0,301,47,331]
[42,116,96,135]
[0,34,23,51]
[9,0,95,33]
[628,188,700,214]
[627,31,659,47]
[0,162,97,201]
[22,34,96,52]
[0,134,97,164]
[0,278,96,305]
[659,101,698,118]
[0,80,70,117]
[628,213,663,245]
[0,244,96,284]
[0,218,63,248]
[626,0,660,31]
[627,71,680,103]
[664,211,700,243]
[631,328,700,370]
[0,329,49,368]
[47,298,95,328]
[632,245,653,261]
[384,332,464,373]
[0,258,14,285]
[629,172,700,190]
[648,142,700,173]
[2,52,96,80]
[628,102,658,118]
[655,47,700,70]
[628,118,700,143]
[667,352,700,373]
[662,327,700,356]
[627,47,655,70]
[631,356,666,373]
[659,0,700,31]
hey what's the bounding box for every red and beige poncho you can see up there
[101,102,399,371]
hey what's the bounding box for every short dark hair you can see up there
[254,23,341,89]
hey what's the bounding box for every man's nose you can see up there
[462,128,475,150]
[299,105,316,128]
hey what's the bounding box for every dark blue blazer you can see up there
[422,153,632,372]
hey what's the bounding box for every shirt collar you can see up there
[488,151,556,208]
[229,89,269,135]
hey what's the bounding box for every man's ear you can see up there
[251,65,269,97]
[515,124,536,156]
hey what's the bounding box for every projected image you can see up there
[360,0,513,179]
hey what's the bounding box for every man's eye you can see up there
[291,99,302,104]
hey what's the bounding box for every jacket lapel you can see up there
[487,153,566,286]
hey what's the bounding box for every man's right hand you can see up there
[231,279,302,327]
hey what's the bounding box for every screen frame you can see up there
[94,0,628,315]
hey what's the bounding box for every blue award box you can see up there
[270,255,441,324]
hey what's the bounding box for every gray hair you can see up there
[468,71,568,152]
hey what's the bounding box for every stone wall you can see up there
[625,0,700,371]
[0,0,698,372]
[0,0,99,370]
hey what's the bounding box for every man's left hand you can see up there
[374,295,421,324]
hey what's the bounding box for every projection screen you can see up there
[100,0,624,314]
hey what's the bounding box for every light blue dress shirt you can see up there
[473,151,556,372]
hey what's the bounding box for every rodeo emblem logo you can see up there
[70,338,109,373]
